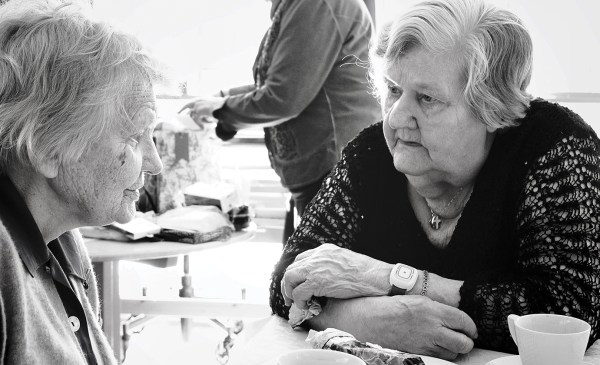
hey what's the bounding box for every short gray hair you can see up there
[0,0,162,174]
[370,0,533,129]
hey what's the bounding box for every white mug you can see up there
[508,313,590,365]
[278,349,365,365]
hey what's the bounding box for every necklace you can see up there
[429,208,443,230]
[426,186,471,230]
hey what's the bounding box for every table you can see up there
[228,315,600,365]
[85,226,269,361]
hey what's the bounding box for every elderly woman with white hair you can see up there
[269,0,600,359]
[0,1,162,364]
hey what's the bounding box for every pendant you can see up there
[429,209,442,230]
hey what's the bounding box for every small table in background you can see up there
[85,225,270,362]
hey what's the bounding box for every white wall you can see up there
[375,0,600,96]
[94,0,600,97]
[93,0,271,96]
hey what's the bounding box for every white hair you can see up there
[0,0,163,173]
[370,0,533,129]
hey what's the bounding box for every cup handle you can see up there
[507,314,520,345]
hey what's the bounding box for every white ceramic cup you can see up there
[277,349,366,365]
[508,313,591,365]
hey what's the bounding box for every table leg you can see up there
[97,261,122,362]
[179,254,194,341]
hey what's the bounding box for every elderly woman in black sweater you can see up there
[269,0,600,360]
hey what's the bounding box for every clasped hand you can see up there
[280,244,479,359]
[281,243,392,309]
[327,296,477,360]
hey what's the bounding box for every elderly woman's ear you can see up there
[37,157,60,179]
[486,124,498,134]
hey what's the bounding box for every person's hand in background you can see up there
[179,96,226,126]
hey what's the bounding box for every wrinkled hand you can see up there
[314,296,478,360]
[179,97,226,126]
[281,244,392,309]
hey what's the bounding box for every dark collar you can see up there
[270,0,282,18]
[0,174,84,279]
[50,232,88,283]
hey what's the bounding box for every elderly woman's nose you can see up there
[386,97,418,129]
[142,142,163,175]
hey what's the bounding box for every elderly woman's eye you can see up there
[388,84,402,95]
[420,94,439,104]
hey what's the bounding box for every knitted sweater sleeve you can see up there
[269,135,365,319]
[459,134,600,352]
[0,291,5,361]
[0,223,8,361]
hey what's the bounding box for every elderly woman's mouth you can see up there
[123,189,140,199]
[398,139,422,147]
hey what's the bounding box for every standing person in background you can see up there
[181,0,381,243]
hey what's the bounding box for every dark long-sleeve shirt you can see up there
[215,0,381,189]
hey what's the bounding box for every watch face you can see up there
[398,266,413,279]
[391,264,417,291]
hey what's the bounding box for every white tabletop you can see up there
[85,224,254,262]
[229,315,600,365]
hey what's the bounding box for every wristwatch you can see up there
[389,263,418,295]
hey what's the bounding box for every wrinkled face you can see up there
[382,46,495,188]
[54,86,163,226]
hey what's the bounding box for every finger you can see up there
[281,280,292,306]
[195,116,216,126]
[281,266,308,306]
[178,101,195,113]
[433,327,475,355]
[281,271,294,304]
[442,308,478,339]
[290,281,316,310]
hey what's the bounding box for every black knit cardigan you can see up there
[269,99,600,353]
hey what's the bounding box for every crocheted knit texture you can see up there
[269,100,600,353]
